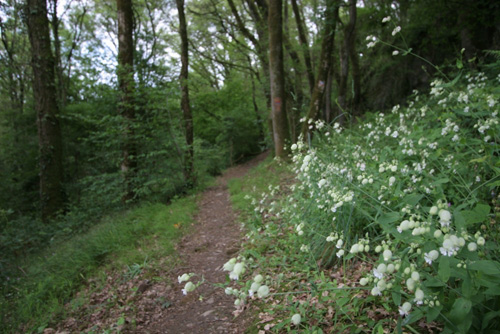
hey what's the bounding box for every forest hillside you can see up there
[0,0,499,333]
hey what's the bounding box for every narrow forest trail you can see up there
[142,152,269,333]
[52,152,269,334]
[47,152,269,334]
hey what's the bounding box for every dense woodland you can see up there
[0,0,499,332]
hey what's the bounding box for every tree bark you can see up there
[49,0,66,107]
[291,0,314,94]
[301,0,340,139]
[176,0,195,186]
[268,0,290,158]
[346,0,361,115]
[117,0,136,202]
[25,0,65,222]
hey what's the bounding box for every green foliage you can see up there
[0,197,197,334]
[192,75,266,165]
[223,70,499,333]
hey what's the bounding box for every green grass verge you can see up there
[228,156,291,216]
[0,197,198,334]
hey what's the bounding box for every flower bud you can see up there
[254,274,264,283]
[468,242,477,251]
[291,314,301,325]
[477,237,485,246]
[257,285,270,298]
[383,250,393,261]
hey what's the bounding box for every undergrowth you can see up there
[0,196,198,333]
[208,69,499,334]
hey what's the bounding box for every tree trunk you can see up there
[346,0,361,115]
[301,0,340,139]
[291,0,314,94]
[176,0,195,186]
[268,0,290,158]
[49,0,66,108]
[338,37,349,115]
[117,0,136,202]
[25,0,65,222]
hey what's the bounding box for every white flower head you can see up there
[383,250,393,261]
[389,176,396,186]
[257,285,270,298]
[223,258,237,272]
[254,274,264,283]
[382,16,391,23]
[414,289,424,305]
[438,209,452,227]
[392,50,399,56]
[178,273,193,284]
[371,286,382,296]
[399,302,412,316]
[392,26,401,36]
[477,236,485,246]
[424,250,439,264]
[182,281,195,295]
[291,314,302,326]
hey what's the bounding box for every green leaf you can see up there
[424,276,445,287]
[392,291,401,306]
[378,212,401,224]
[431,178,449,186]
[460,204,490,226]
[482,310,500,330]
[454,211,466,232]
[337,297,349,308]
[402,194,423,207]
[377,212,401,238]
[403,308,423,325]
[484,285,500,295]
[468,260,500,275]
[438,256,451,282]
[449,298,472,332]
[426,304,442,323]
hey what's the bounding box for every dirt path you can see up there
[143,152,268,333]
[50,152,268,334]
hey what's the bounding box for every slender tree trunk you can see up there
[229,0,273,145]
[291,0,314,94]
[338,38,349,114]
[268,0,290,158]
[301,0,340,138]
[117,0,136,202]
[25,0,65,222]
[176,0,195,186]
[250,72,265,141]
[49,0,66,108]
[324,66,334,123]
[346,0,361,115]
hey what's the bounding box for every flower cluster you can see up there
[276,71,499,330]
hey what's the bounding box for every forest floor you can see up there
[49,151,269,334]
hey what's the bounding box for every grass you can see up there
[0,196,198,334]
[228,155,291,216]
